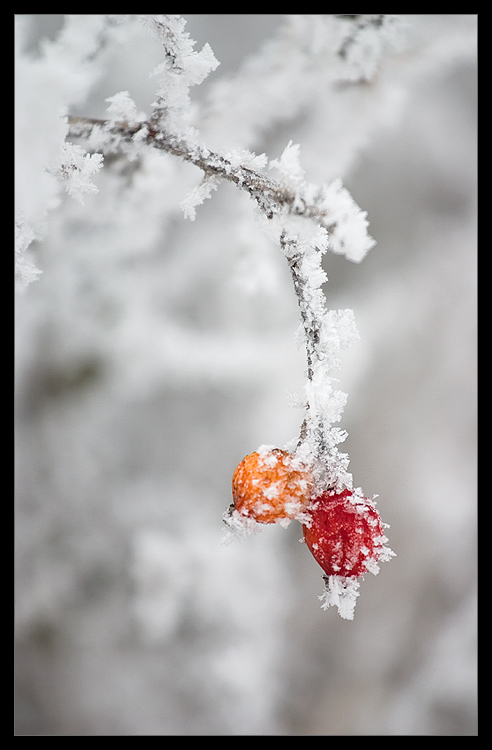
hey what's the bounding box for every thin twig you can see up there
[67,116,337,233]
[280,231,326,453]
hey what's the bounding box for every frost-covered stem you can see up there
[67,116,337,233]
[280,231,324,452]
[282,235,318,383]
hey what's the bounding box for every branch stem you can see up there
[67,116,336,232]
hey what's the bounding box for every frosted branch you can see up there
[66,115,373,256]
[142,15,219,137]
[280,230,358,491]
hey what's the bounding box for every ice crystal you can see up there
[319,575,361,620]
[54,142,103,203]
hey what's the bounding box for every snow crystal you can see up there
[143,15,219,136]
[142,15,219,88]
[319,575,361,620]
[262,482,281,500]
[304,374,347,426]
[106,91,137,123]
[221,507,262,545]
[322,309,360,354]
[54,142,103,204]
[180,174,220,220]
[105,91,146,125]
[256,444,279,467]
[226,149,268,172]
[321,179,376,263]
[269,141,305,190]
[277,517,293,529]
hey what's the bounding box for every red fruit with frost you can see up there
[232,447,314,524]
[303,489,385,578]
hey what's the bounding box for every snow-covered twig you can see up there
[67,115,362,241]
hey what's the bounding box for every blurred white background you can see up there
[15,15,476,735]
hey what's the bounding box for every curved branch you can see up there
[67,113,365,488]
[67,115,337,233]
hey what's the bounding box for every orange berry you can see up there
[232,447,314,524]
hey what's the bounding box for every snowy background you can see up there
[15,15,477,735]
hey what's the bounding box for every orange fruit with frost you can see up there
[232,447,314,524]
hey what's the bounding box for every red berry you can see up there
[303,489,385,578]
[232,447,314,524]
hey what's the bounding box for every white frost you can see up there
[143,15,219,137]
[319,575,361,620]
[180,174,220,220]
[321,178,376,263]
[263,482,281,500]
[54,142,103,204]
[256,444,279,466]
[221,507,262,545]
[269,140,305,190]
